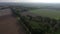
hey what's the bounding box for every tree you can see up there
[27,15,32,21]
[36,16,43,22]
[51,19,57,27]
[20,16,25,22]
[43,17,51,23]
[10,8,16,16]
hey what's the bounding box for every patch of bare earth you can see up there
[0,15,19,34]
[0,8,26,34]
[0,15,26,34]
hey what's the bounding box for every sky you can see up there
[0,0,60,3]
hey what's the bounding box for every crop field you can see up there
[29,9,60,20]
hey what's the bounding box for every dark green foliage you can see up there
[27,15,32,21]
[36,16,43,22]
[31,29,44,34]
[21,8,28,12]
[20,15,60,34]
[11,8,16,16]
[21,15,60,34]
[15,9,60,34]
[51,19,57,27]
[43,17,51,23]
[20,16,25,22]
[32,16,43,22]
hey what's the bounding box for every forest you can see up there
[12,7,60,34]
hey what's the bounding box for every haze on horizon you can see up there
[0,0,60,3]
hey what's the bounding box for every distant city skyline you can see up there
[0,0,60,3]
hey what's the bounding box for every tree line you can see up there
[11,8,60,34]
[20,15,60,34]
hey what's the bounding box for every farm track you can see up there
[0,14,26,34]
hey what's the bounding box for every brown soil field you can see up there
[0,15,26,34]
[0,8,26,34]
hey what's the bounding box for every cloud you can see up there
[0,0,60,3]
[18,0,60,3]
[0,0,17,2]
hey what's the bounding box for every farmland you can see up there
[0,6,27,34]
[8,6,60,34]
[16,8,60,34]
[0,3,60,34]
[29,9,60,20]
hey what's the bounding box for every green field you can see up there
[29,9,60,20]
